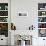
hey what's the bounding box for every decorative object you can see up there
[38,3,46,37]
[40,8,44,10]
[0,11,8,16]
[38,17,46,22]
[5,6,8,10]
[0,23,8,37]
[19,35,29,40]
[0,3,8,10]
[38,23,46,28]
[18,12,27,16]
[29,25,35,30]
[42,12,45,15]
[15,35,32,46]
[38,3,46,10]
[0,6,1,10]
[39,29,46,37]
[0,17,8,22]
[11,23,16,30]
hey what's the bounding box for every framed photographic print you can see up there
[17,12,28,17]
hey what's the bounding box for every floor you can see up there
[0,45,8,46]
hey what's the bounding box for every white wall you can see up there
[11,0,38,30]
[11,0,46,46]
[11,0,46,30]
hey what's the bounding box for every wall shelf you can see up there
[0,21,8,23]
[38,3,46,37]
[0,3,8,37]
[0,16,8,17]
[0,10,8,11]
[38,10,46,11]
[38,28,46,29]
[38,16,46,17]
[38,22,46,23]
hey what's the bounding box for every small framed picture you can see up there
[18,12,28,16]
